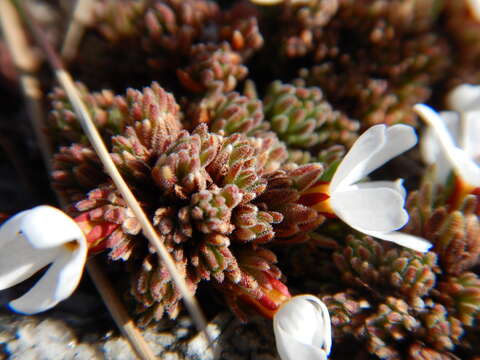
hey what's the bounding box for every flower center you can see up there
[74,213,119,253]
[239,274,291,319]
[298,181,336,218]
[449,176,480,214]
[63,240,79,252]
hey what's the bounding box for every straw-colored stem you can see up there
[1,2,160,359]
[61,0,95,62]
[86,259,158,360]
[56,67,212,344]
[14,0,214,348]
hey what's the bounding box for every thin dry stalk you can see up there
[61,0,95,62]
[55,59,215,353]
[86,259,158,360]
[14,0,215,349]
[0,0,51,171]
[1,1,159,359]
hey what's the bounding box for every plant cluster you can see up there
[3,0,479,359]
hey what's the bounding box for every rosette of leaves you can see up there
[417,303,464,352]
[51,81,327,324]
[434,272,480,327]
[278,0,339,58]
[94,0,147,42]
[299,47,446,128]
[285,0,450,128]
[321,286,466,359]
[257,163,326,243]
[87,0,264,91]
[51,144,107,203]
[95,0,219,53]
[322,290,370,339]
[337,0,444,37]
[333,236,438,309]
[363,297,420,359]
[405,175,480,276]
[188,88,269,136]
[177,42,248,93]
[356,297,462,359]
[112,124,291,323]
[48,82,129,146]
[75,184,141,260]
[144,0,220,54]
[263,81,358,150]
[217,1,264,59]
[444,1,480,87]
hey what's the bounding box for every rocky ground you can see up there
[0,291,279,359]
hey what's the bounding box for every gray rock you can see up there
[0,309,280,360]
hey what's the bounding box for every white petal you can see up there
[330,187,409,233]
[9,243,87,314]
[420,112,459,184]
[415,104,480,187]
[461,111,480,162]
[0,205,88,314]
[53,234,87,301]
[0,210,29,246]
[0,235,58,291]
[331,125,416,192]
[365,231,432,253]
[351,179,406,200]
[448,147,480,187]
[0,209,59,290]
[274,295,331,360]
[19,206,86,249]
[356,125,417,186]
[420,124,442,164]
[439,111,461,144]
[420,111,459,164]
[447,84,480,112]
[331,125,385,192]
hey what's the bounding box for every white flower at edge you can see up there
[248,0,310,5]
[273,295,331,360]
[319,124,431,252]
[447,83,480,112]
[414,104,480,188]
[465,0,480,22]
[0,205,87,314]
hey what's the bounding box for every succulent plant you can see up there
[264,80,359,149]
[190,89,269,136]
[435,272,480,327]
[418,303,463,351]
[51,143,107,203]
[49,81,329,324]
[363,297,420,359]
[178,42,248,93]
[406,176,480,276]
[48,82,129,146]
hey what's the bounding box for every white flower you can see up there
[273,295,331,360]
[0,205,87,314]
[414,104,480,188]
[447,83,480,112]
[304,124,431,252]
